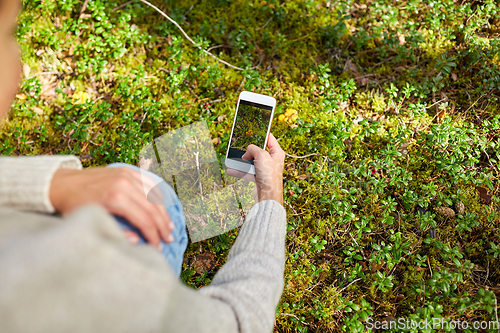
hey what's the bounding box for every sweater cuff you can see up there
[0,155,82,213]
[230,200,287,257]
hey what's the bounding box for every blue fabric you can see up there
[107,163,188,277]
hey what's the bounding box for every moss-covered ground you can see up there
[2,0,500,331]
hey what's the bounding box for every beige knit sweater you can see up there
[0,155,287,333]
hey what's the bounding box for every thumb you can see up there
[242,144,263,161]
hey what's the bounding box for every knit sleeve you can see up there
[199,200,287,333]
[0,155,82,213]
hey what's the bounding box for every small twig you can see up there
[290,34,310,43]
[284,152,326,159]
[112,0,135,12]
[343,56,350,72]
[279,313,308,325]
[235,77,246,94]
[213,190,222,215]
[184,4,194,16]
[284,200,299,216]
[464,94,486,113]
[485,254,490,285]
[255,17,273,31]
[494,295,499,333]
[139,111,148,129]
[26,72,61,80]
[194,151,203,200]
[423,98,446,110]
[206,45,240,55]
[186,85,200,99]
[354,73,378,79]
[137,0,254,71]
[369,56,396,69]
[332,278,362,298]
[79,0,89,18]
[349,233,366,259]
[427,256,433,277]
[158,67,171,75]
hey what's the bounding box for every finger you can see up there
[148,204,175,244]
[226,168,256,182]
[266,133,285,160]
[108,196,162,249]
[266,133,280,150]
[133,186,174,244]
[242,144,265,161]
[123,230,140,245]
[128,168,163,204]
[126,170,175,242]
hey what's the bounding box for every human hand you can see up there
[49,167,174,249]
[226,133,285,205]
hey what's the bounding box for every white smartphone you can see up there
[225,91,276,174]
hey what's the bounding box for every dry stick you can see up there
[194,151,203,201]
[112,0,135,12]
[284,201,298,216]
[495,295,499,333]
[279,313,308,325]
[79,0,90,18]
[137,0,253,71]
[285,152,326,159]
[26,72,61,80]
[331,278,362,298]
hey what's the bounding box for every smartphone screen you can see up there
[227,100,273,165]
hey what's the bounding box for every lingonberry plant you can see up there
[2,0,500,331]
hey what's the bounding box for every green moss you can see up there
[2,0,500,331]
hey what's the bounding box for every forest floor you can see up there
[2,0,500,331]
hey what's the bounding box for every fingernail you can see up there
[167,234,174,243]
[126,234,139,245]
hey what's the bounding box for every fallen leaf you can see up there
[319,253,335,259]
[39,74,58,100]
[415,267,426,272]
[212,137,221,145]
[23,64,30,78]
[371,262,384,273]
[398,33,406,46]
[192,252,216,274]
[357,77,369,86]
[16,94,27,100]
[399,142,409,156]
[33,107,44,115]
[139,157,153,171]
[394,66,406,73]
[476,186,492,204]
[360,261,368,272]
[344,59,359,74]
[344,139,352,152]
[216,115,226,123]
[451,73,458,81]
[436,106,446,123]
[297,174,308,180]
